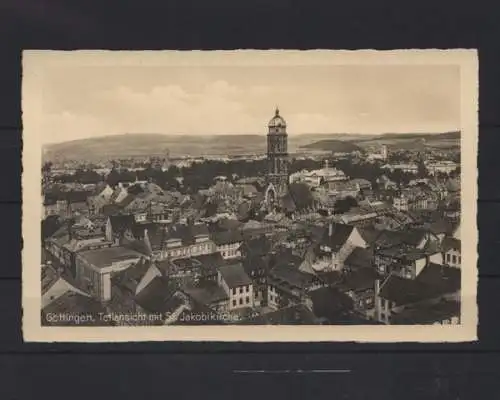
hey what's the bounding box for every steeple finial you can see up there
[275,106,280,116]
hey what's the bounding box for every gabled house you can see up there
[110,183,130,204]
[442,237,461,268]
[217,263,253,310]
[312,222,367,272]
[374,263,460,324]
[105,214,136,244]
[87,184,114,215]
[307,286,354,323]
[267,259,324,310]
[210,229,243,259]
[182,281,230,314]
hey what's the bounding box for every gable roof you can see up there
[337,267,380,292]
[309,286,354,322]
[344,247,374,269]
[211,229,243,246]
[374,229,428,249]
[112,259,152,294]
[269,263,317,292]
[391,300,460,325]
[442,237,461,252]
[193,252,227,276]
[357,227,382,245]
[182,281,229,306]
[134,277,179,314]
[218,263,252,288]
[379,263,460,306]
[322,223,354,251]
[108,214,136,235]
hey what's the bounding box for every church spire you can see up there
[275,106,280,116]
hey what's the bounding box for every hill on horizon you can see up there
[300,140,362,153]
[43,131,460,162]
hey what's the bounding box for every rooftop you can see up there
[134,277,179,314]
[79,246,143,268]
[183,281,229,305]
[391,300,460,325]
[218,263,252,288]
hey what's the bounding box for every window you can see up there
[246,285,249,293]
[239,298,243,305]
[458,256,461,264]
[452,255,457,264]
[232,300,236,307]
[246,297,250,304]
[239,287,243,294]
[232,288,236,295]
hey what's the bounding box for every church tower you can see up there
[265,107,289,203]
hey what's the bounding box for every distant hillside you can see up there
[43,133,270,162]
[300,140,362,153]
[350,131,460,150]
[43,131,460,162]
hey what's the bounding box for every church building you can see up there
[265,107,289,206]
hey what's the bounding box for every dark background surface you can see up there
[1,0,499,398]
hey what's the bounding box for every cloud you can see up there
[36,65,460,143]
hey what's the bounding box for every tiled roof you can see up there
[117,194,136,208]
[182,281,229,306]
[309,287,354,322]
[192,252,227,275]
[337,267,380,292]
[269,263,316,291]
[134,277,179,314]
[322,223,354,251]
[109,214,135,235]
[211,229,243,245]
[79,246,143,269]
[218,263,252,288]
[391,300,460,324]
[374,229,428,249]
[344,247,374,269]
[442,237,461,252]
[112,259,152,294]
[379,263,460,306]
[357,227,382,245]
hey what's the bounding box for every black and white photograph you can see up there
[22,50,478,342]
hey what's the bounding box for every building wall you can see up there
[444,249,461,268]
[267,285,279,310]
[229,284,253,309]
[415,257,427,277]
[216,242,242,259]
[429,252,444,265]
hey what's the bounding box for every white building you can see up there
[289,160,348,187]
[425,161,459,175]
[381,163,419,174]
[217,263,253,310]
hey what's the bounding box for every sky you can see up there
[34,62,460,144]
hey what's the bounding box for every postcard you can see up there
[22,49,478,342]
